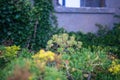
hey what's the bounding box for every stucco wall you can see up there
[106,0,120,8]
[55,12,114,33]
[54,0,120,33]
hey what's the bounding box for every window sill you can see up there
[54,7,115,14]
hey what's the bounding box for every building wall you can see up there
[54,0,120,33]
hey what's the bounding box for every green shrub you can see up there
[62,48,111,80]
[69,24,120,58]
[46,33,82,54]
[0,45,20,68]
[0,0,65,51]
[18,48,33,58]
[29,0,66,51]
[95,67,120,80]
[1,58,67,80]
[44,67,67,80]
[46,33,111,80]
[0,58,41,80]
[0,0,33,47]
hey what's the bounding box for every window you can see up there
[81,0,106,7]
[58,0,80,7]
[58,0,106,8]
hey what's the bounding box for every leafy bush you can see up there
[1,58,41,80]
[0,0,65,51]
[0,45,20,68]
[1,57,67,80]
[32,49,55,62]
[44,67,67,80]
[18,48,33,58]
[46,33,111,80]
[47,33,82,54]
[69,24,120,58]
[108,59,120,74]
[0,0,33,47]
[95,71,119,80]
[62,48,111,80]
[28,0,55,50]
[32,49,63,69]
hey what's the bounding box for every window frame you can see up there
[59,0,106,8]
[55,0,115,14]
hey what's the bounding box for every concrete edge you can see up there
[55,7,116,14]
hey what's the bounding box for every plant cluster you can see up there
[0,45,20,68]
[0,0,65,51]
[46,33,111,80]
[108,59,120,74]
[0,2,119,79]
[47,33,82,54]
[68,22,120,79]
[0,32,120,80]
[0,0,33,47]
[69,24,120,58]
[32,49,55,62]
[0,49,67,80]
[0,46,67,80]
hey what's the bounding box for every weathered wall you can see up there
[106,0,120,23]
[54,0,120,33]
[106,0,120,8]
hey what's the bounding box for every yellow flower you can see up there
[108,59,120,74]
[56,78,61,80]
[112,61,116,65]
[28,76,33,80]
[40,49,45,54]
[39,53,46,58]
[71,68,76,72]
[46,51,55,61]
[32,49,56,63]
[108,68,113,72]
[32,54,39,58]
[49,56,54,61]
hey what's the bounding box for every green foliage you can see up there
[29,0,54,50]
[62,48,111,80]
[0,45,20,68]
[18,48,33,58]
[95,71,120,80]
[0,58,41,80]
[2,45,20,60]
[44,67,67,80]
[108,59,120,75]
[30,0,67,51]
[0,0,33,47]
[69,31,97,47]
[69,24,120,58]
[47,33,82,54]
[46,33,111,80]
[1,57,67,80]
[0,0,65,51]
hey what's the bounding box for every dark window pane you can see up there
[62,0,65,6]
[81,0,105,7]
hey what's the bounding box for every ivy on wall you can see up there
[0,0,33,46]
[0,0,59,50]
[31,0,57,50]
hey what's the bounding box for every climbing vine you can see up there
[0,0,59,50]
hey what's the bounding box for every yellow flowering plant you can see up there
[32,49,63,69]
[0,45,20,61]
[108,59,120,74]
[32,49,55,62]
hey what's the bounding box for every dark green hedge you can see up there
[0,0,61,50]
[0,0,33,46]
